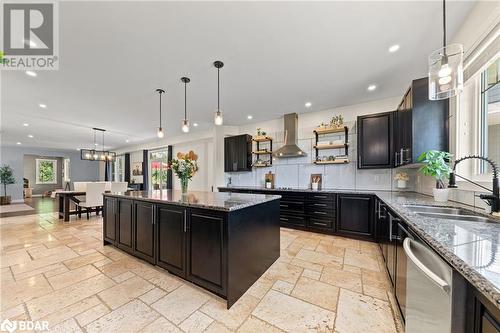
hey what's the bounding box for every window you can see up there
[479,57,500,174]
[63,158,70,182]
[113,155,125,182]
[36,159,57,184]
[149,149,168,190]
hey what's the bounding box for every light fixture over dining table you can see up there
[80,128,116,162]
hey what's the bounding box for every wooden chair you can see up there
[76,182,106,219]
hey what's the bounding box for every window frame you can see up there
[35,158,58,185]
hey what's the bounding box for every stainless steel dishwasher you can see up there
[404,236,466,333]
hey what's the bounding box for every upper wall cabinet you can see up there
[394,77,449,167]
[224,134,252,172]
[357,111,395,169]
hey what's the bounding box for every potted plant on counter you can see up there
[417,150,452,202]
[169,151,199,194]
[394,171,409,189]
[0,165,16,205]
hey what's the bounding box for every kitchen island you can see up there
[102,190,280,308]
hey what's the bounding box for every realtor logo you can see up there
[1,1,59,70]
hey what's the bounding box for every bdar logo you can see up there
[0,319,17,333]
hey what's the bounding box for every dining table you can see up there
[55,191,86,222]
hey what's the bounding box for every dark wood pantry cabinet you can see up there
[357,111,395,169]
[224,134,252,172]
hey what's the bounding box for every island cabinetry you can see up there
[156,204,186,277]
[134,201,155,264]
[116,198,133,254]
[103,192,280,308]
[104,197,117,243]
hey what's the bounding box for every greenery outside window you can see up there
[149,149,168,190]
[36,159,57,184]
[479,57,500,174]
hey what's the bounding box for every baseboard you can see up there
[31,194,43,197]
[12,199,24,203]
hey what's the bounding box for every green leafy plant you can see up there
[0,165,16,197]
[417,150,452,189]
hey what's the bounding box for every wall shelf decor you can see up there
[252,136,273,167]
[313,126,349,164]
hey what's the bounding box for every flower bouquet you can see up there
[169,151,199,193]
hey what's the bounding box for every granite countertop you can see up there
[220,186,500,309]
[104,190,281,212]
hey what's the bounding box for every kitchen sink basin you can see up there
[403,205,498,223]
[403,204,475,216]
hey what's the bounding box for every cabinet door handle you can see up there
[377,201,381,219]
[400,148,404,165]
[280,204,289,208]
[394,152,399,166]
[151,205,155,225]
[313,203,327,207]
[280,217,289,221]
[314,211,328,215]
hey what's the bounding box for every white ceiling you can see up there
[1,1,476,151]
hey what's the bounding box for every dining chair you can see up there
[111,182,128,193]
[76,182,106,219]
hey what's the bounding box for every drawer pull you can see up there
[313,203,327,207]
[280,204,289,208]
[313,195,327,199]
[314,211,328,215]
[280,217,289,221]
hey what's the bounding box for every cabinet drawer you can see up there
[306,202,334,211]
[279,214,306,227]
[280,200,305,213]
[307,217,334,230]
[306,193,335,201]
[279,192,306,202]
[307,209,334,219]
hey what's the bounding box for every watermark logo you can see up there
[1,0,59,70]
[0,319,49,332]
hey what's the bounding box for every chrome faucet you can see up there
[448,155,499,214]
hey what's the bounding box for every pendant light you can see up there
[181,77,190,133]
[214,61,224,125]
[156,88,165,138]
[428,0,463,100]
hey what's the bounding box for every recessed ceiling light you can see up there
[388,44,400,53]
[367,85,377,91]
[76,148,80,151]
[23,123,29,127]
[193,123,199,127]
[305,102,312,108]
[94,143,99,146]
[39,103,47,108]
[28,134,34,138]
[25,71,37,77]
[247,115,253,120]
[16,142,22,145]
[125,139,130,143]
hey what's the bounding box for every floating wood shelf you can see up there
[252,150,272,155]
[314,160,350,165]
[252,136,273,142]
[313,126,347,135]
[313,143,348,150]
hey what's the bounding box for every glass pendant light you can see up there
[156,88,165,138]
[428,0,463,100]
[181,77,190,133]
[214,61,224,125]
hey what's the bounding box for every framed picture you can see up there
[132,162,143,176]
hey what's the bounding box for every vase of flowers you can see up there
[169,151,199,194]
[394,172,409,189]
[417,150,452,202]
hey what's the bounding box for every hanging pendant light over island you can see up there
[156,88,165,138]
[214,61,224,125]
[181,77,191,133]
[428,0,463,100]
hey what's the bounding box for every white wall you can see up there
[172,139,213,191]
[226,96,413,191]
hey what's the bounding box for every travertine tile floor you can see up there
[0,213,401,332]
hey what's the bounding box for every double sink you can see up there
[404,204,498,223]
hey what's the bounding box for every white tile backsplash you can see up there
[275,164,300,188]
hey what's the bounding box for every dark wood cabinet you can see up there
[133,201,155,264]
[224,134,252,172]
[156,204,186,277]
[357,111,395,169]
[394,77,449,167]
[103,197,117,243]
[468,284,500,333]
[336,194,374,239]
[187,209,227,296]
[116,199,133,254]
[305,193,335,232]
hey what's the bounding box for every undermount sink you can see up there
[403,204,498,223]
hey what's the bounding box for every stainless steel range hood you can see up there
[273,113,307,158]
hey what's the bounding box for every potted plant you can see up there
[394,172,409,189]
[417,150,452,202]
[169,151,199,194]
[0,165,16,205]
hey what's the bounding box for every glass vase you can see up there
[180,178,189,194]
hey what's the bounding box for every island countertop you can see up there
[103,190,281,212]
